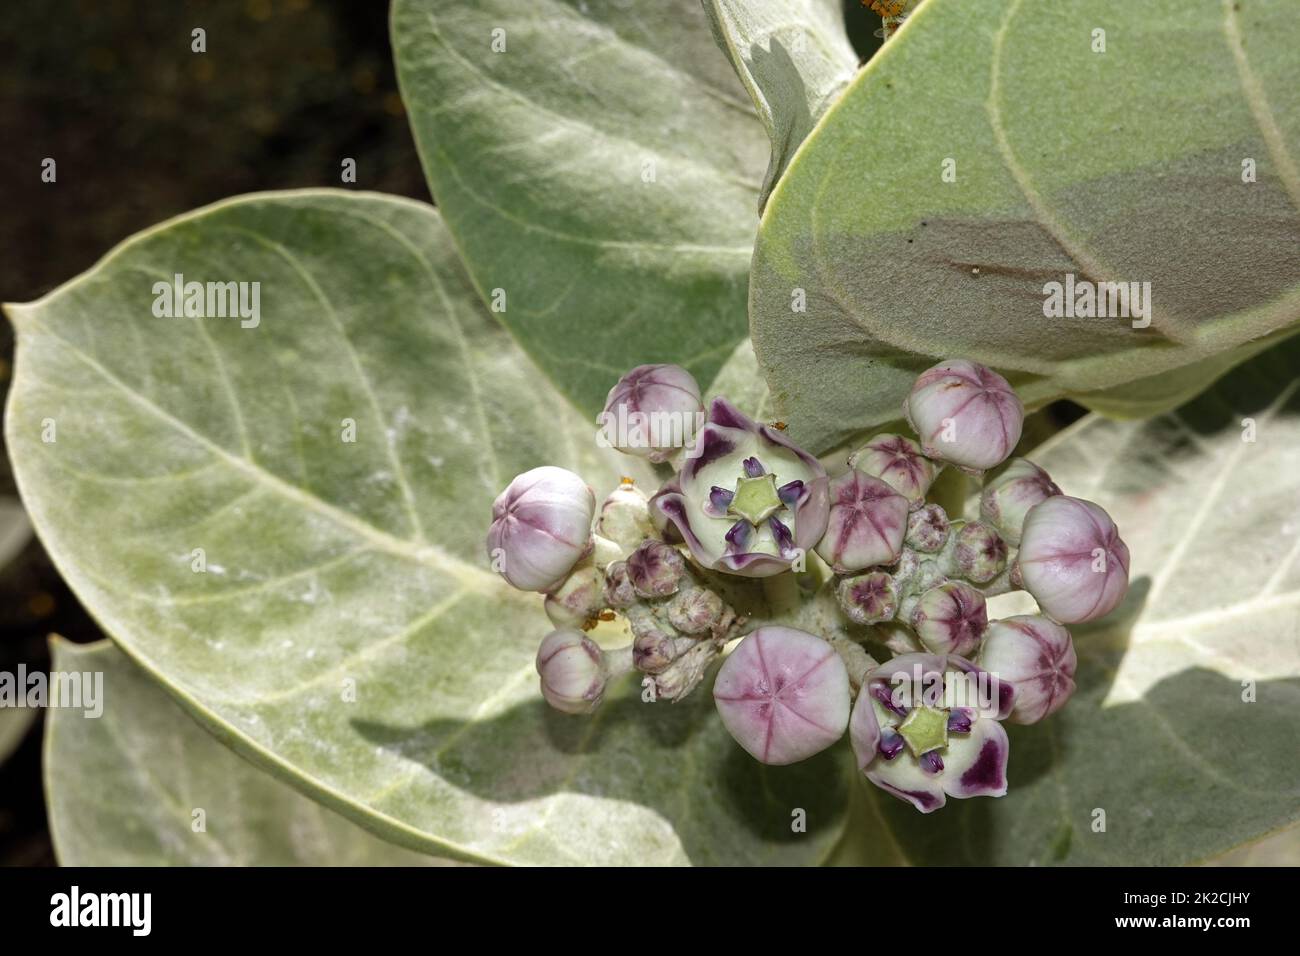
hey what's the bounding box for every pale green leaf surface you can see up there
[839,339,1300,865]
[45,638,444,865]
[751,0,1300,453]
[6,191,849,865]
[703,0,859,210]
[391,0,769,417]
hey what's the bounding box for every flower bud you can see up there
[713,626,851,765]
[953,520,1008,584]
[1017,495,1130,623]
[596,480,654,553]
[543,555,605,628]
[910,581,987,656]
[487,466,595,592]
[837,572,899,625]
[666,586,725,636]
[627,606,679,673]
[603,560,638,609]
[848,433,938,509]
[978,615,1076,724]
[599,364,703,463]
[903,360,1023,472]
[979,459,1061,545]
[650,640,718,702]
[626,540,686,598]
[535,629,607,714]
[905,503,950,553]
[814,471,908,572]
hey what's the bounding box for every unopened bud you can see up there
[544,554,605,628]
[953,520,1008,584]
[1017,496,1130,623]
[904,360,1023,473]
[979,459,1061,545]
[848,433,938,509]
[626,540,687,598]
[815,471,908,572]
[905,503,950,553]
[596,480,654,553]
[603,561,638,609]
[837,572,899,625]
[487,466,595,592]
[536,629,607,714]
[910,581,988,656]
[666,586,725,635]
[978,615,1076,724]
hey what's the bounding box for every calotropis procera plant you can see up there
[487,359,1131,812]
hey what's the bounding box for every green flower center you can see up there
[727,474,782,525]
[898,704,948,756]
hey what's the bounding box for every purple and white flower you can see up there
[849,654,1013,813]
[814,471,909,572]
[652,399,829,578]
[904,360,1023,473]
[487,466,595,592]
[713,626,851,765]
[978,616,1076,724]
[1017,495,1130,623]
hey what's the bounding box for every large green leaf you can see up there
[391,0,768,417]
[702,0,859,211]
[5,190,849,865]
[839,337,1300,864]
[45,638,444,865]
[751,0,1300,453]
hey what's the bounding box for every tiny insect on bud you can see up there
[905,503,950,553]
[978,615,1076,724]
[596,480,654,553]
[535,629,608,715]
[903,360,1024,473]
[848,433,938,509]
[837,571,900,625]
[815,471,908,572]
[953,520,1008,584]
[599,364,704,463]
[626,540,687,598]
[713,626,851,765]
[486,466,595,592]
[979,459,1061,545]
[910,581,988,656]
[543,554,605,628]
[1017,495,1130,623]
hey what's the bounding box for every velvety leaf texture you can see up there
[840,338,1300,865]
[702,0,859,210]
[391,0,769,417]
[44,638,444,866]
[751,0,1300,453]
[6,191,849,865]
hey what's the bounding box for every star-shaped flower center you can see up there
[898,704,949,757]
[727,473,782,526]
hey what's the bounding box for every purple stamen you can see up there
[707,485,734,517]
[742,456,765,478]
[947,707,973,734]
[724,520,752,554]
[870,681,908,717]
[878,729,905,760]
[920,750,944,775]
[777,479,804,507]
[769,517,794,555]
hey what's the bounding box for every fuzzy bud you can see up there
[487,466,595,592]
[535,629,607,714]
[814,471,908,572]
[626,540,687,598]
[837,572,900,625]
[627,606,680,674]
[603,560,638,609]
[903,360,1023,473]
[543,554,605,628]
[848,433,938,509]
[905,503,950,553]
[713,626,851,765]
[910,581,988,656]
[978,615,1076,724]
[666,586,725,636]
[599,364,703,463]
[953,520,1008,584]
[596,480,654,553]
[1017,496,1130,624]
[979,459,1061,545]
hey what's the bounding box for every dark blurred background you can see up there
[0,1,888,865]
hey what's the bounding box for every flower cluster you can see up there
[485,359,1130,812]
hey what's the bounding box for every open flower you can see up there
[652,398,829,577]
[849,654,1013,813]
[1017,495,1130,623]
